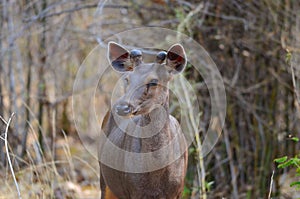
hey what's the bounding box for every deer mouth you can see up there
[131,104,146,115]
[132,110,138,115]
[131,103,153,116]
[131,107,141,115]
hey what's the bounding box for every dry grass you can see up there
[0,130,100,199]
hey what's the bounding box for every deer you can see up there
[98,41,188,199]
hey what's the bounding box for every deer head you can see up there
[107,42,187,117]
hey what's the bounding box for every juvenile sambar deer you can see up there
[99,42,188,199]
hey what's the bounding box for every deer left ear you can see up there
[108,42,133,72]
[166,44,187,74]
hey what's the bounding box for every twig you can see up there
[290,58,300,106]
[176,3,208,198]
[2,113,22,199]
[268,170,275,199]
[177,3,204,37]
[176,0,194,9]
[178,75,205,197]
[24,4,129,22]
[0,116,8,125]
[223,127,239,199]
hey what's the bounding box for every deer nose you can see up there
[115,103,133,116]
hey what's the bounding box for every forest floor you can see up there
[0,135,100,199]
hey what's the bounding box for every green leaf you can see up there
[285,51,292,64]
[188,147,196,155]
[274,156,288,163]
[182,186,191,197]
[290,181,300,187]
[291,137,299,142]
[278,159,294,169]
[205,181,214,192]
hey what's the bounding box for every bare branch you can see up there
[268,170,275,199]
[24,4,129,22]
[3,113,21,199]
[0,115,8,125]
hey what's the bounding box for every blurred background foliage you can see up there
[0,0,299,198]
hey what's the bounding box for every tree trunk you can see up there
[37,0,48,153]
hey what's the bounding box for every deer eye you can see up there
[147,79,158,87]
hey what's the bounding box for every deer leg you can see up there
[100,165,106,199]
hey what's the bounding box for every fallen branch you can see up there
[0,113,21,199]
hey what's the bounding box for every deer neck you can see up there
[140,95,169,126]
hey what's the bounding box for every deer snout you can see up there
[115,102,133,116]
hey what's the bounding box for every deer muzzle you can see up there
[115,102,133,116]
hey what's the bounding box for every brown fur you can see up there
[99,42,188,199]
[105,187,118,199]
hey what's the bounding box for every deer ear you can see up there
[166,44,187,74]
[108,42,133,72]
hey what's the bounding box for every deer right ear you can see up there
[166,44,187,74]
[108,42,133,72]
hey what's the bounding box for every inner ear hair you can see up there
[166,44,187,74]
[108,42,133,72]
